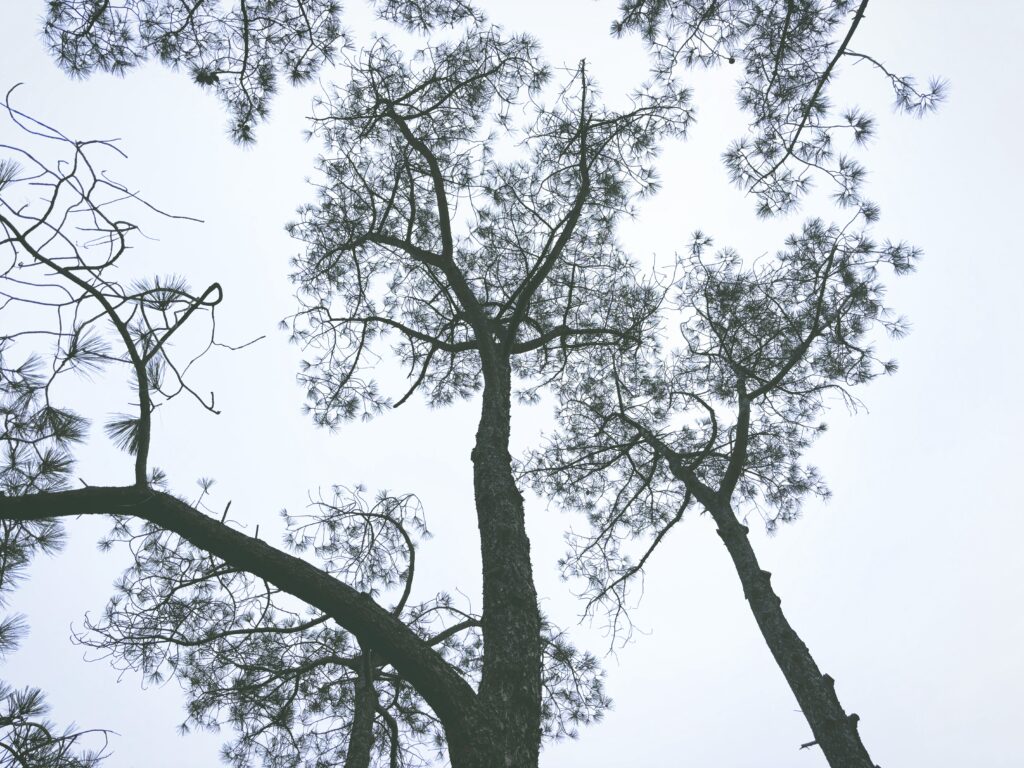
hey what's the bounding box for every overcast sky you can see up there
[2,1,1022,766]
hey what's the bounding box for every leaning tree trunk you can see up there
[469,361,543,767]
[708,501,879,768]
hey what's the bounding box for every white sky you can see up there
[1,1,1022,766]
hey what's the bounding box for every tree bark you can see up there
[707,500,879,768]
[471,363,543,767]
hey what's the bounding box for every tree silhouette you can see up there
[615,0,945,215]
[284,27,688,764]
[523,5,941,764]
[0,25,670,760]
[1,2,942,766]
[2,469,110,766]
[42,0,485,142]
[529,213,917,767]
[74,484,605,767]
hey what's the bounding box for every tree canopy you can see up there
[0,1,954,767]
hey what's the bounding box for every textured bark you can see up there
[471,364,543,767]
[0,486,484,748]
[444,723,504,768]
[707,500,879,768]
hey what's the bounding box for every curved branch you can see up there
[0,486,481,737]
[0,214,152,485]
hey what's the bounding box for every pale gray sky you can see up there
[2,1,1022,766]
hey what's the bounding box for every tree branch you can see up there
[0,486,481,735]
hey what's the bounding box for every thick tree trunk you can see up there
[708,501,879,768]
[470,363,543,767]
[445,724,505,768]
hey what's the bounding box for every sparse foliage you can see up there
[528,210,917,766]
[43,0,346,142]
[76,485,605,767]
[615,0,945,214]
[0,89,224,486]
[41,0,488,142]
[284,24,683,764]
[0,513,109,766]
[289,30,688,420]
[0,2,944,767]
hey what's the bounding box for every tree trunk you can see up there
[344,653,379,768]
[470,363,542,767]
[708,501,879,768]
[445,724,505,768]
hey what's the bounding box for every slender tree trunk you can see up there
[470,362,543,767]
[344,653,379,768]
[707,501,879,768]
